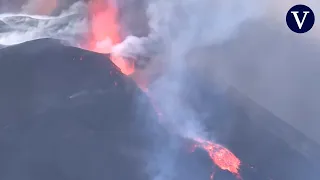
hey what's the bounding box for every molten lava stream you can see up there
[193,138,242,179]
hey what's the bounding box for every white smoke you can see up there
[0,1,88,46]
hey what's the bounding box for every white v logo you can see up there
[290,11,310,29]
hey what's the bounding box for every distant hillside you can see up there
[187,20,320,144]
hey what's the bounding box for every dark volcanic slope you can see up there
[0,39,166,180]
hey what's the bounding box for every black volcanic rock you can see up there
[0,39,168,180]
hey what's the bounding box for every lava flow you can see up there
[86,1,242,179]
[193,138,242,179]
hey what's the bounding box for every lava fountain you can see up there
[87,0,134,75]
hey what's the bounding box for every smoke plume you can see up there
[115,0,266,137]
[111,0,267,179]
[113,0,264,64]
[114,0,320,144]
[111,0,320,179]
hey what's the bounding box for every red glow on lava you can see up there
[193,138,242,179]
[87,0,134,75]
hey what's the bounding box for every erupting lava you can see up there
[87,0,134,75]
[193,138,242,179]
[87,1,242,179]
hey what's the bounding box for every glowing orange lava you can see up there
[87,0,134,75]
[193,138,242,179]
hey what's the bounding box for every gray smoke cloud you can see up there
[112,0,267,179]
[113,0,264,63]
[114,0,266,140]
[114,0,320,143]
[112,0,320,179]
